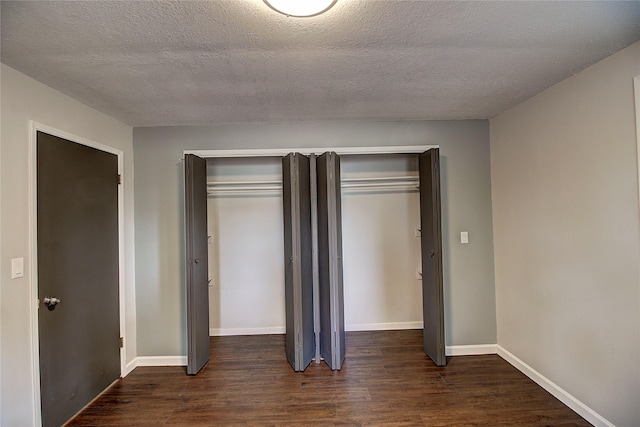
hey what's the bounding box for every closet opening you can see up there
[206,156,286,337]
[184,146,444,374]
[341,154,423,333]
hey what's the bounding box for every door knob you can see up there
[43,297,61,311]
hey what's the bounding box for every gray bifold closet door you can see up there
[283,153,315,371]
[419,148,446,366]
[185,154,210,375]
[317,152,346,370]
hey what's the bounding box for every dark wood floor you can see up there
[68,330,590,426]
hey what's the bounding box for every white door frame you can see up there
[634,76,640,215]
[28,121,126,426]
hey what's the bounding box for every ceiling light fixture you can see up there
[264,0,337,17]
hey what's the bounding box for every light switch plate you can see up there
[460,231,469,244]
[11,257,24,279]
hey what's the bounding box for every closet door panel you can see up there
[317,152,346,370]
[282,153,315,371]
[185,154,210,375]
[419,148,446,366]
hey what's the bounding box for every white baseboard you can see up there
[124,356,187,375]
[133,356,187,368]
[124,358,138,376]
[211,323,424,334]
[346,321,423,331]
[446,344,497,356]
[497,345,614,427]
[210,326,285,336]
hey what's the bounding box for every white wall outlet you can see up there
[460,231,469,244]
[11,257,24,279]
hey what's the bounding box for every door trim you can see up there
[28,121,126,426]
[634,76,640,218]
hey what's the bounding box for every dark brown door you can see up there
[419,148,446,366]
[282,153,315,371]
[37,131,120,427]
[317,152,345,371]
[184,154,210,375]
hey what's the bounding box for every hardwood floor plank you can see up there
[67,331,591,426]
[166,402,338,424]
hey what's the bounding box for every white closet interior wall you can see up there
[207,157,286,336]
[341,154,422,331]
[206,154,422,336]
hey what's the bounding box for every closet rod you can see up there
[208,180,281,186]
[342,175,418,183]
[206,176,419,195]
[207,180,282,195]
[342,183,418,189]
[342,176,419,190]
[208,186,281,192]
[207,176,419,187]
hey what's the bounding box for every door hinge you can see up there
[119,337,124,348]
[117,174,122,185]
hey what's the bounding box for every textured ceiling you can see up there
[2,1,640,127]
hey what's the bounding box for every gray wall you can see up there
[490,41,640,426]
[133,120,496,356]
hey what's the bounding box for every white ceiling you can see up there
[2,1,639,127]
